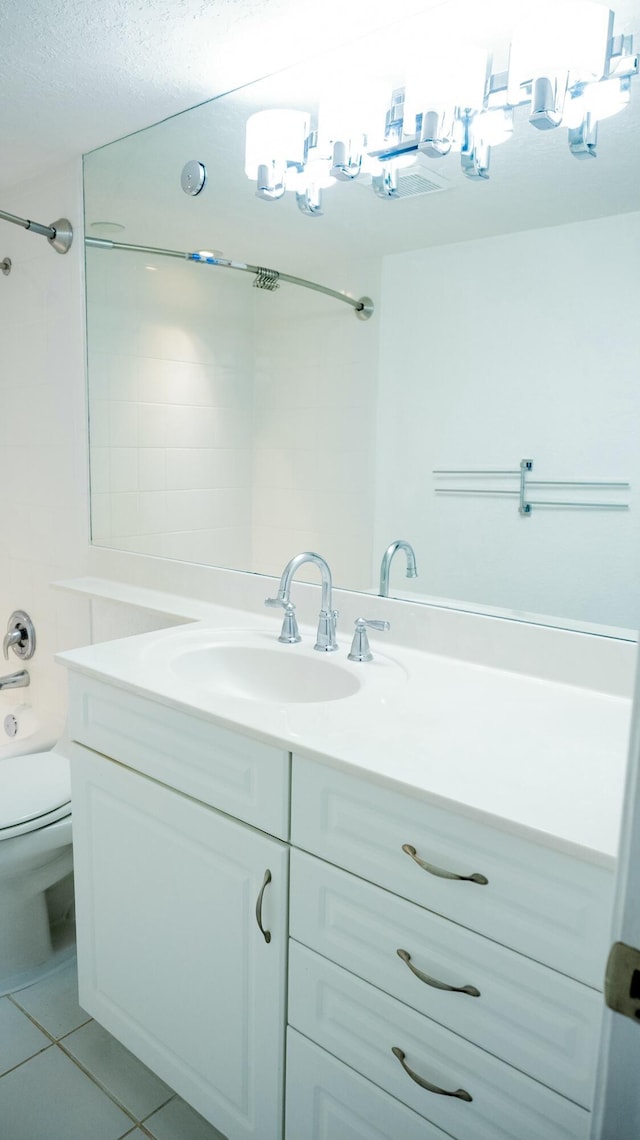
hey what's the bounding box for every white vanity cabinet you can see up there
[287,754,614,1140]
[66,677,290,1140]
[62,664,617,1140]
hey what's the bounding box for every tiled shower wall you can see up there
[0,162,90,723]
[87,250,254,569]
[88,249,381,591]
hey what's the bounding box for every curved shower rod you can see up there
[85,236,374,321]
[0,208,73,255]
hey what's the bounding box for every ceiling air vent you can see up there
[356,153,450,198]
[394,168,449,198]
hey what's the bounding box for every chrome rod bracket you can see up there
[1,257,11,276]
[355,296,374,321]
[48,218,74,255]
[0,209,73,254]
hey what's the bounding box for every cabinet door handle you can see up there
[402,843,488,885]
[396,949,480,997]
[255,868,272,943]
[391,1047,473,1102]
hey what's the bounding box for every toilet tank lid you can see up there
[0,750,70,832]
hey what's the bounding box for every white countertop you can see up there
[56,601,632,867]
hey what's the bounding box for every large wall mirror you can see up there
[84,0,640,637]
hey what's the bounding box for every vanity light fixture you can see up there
[244,1,638,214]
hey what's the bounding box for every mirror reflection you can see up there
[84,0,640,635]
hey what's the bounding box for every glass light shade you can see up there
[317,81,391,154]
[287,155,336,193]
[584,76,630,119]
[473,108,514,146]
[508,2,613,101]
[245,109,310,178]
[404,46,489,129]
[563,76,630,126]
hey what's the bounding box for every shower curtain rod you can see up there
[85,236,374,321]
[0,208,73,254]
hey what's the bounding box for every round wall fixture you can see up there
[181,161,207,196]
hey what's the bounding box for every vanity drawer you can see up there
[286,1028,450,1140]
[68,674,290,838]
[290,850,601,1107]
[291,755,613,985]
[289,943,589,1140]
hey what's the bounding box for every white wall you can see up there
[374,211,640,630]
[0,162,91,724]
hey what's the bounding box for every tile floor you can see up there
[0,957,227,1140]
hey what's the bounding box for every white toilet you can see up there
[0,749,74,995]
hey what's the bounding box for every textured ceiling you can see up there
[2,0,639,244]
[82,0,640,268]
[0,0,436,189]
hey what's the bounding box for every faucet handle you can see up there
[348,617,390,663]
[3,611,36,661]
[278,603,301,645]
[265,596,301,643]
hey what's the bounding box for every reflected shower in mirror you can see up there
[84,0,640,636]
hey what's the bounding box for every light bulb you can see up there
[245,110,310,179]
[404,45,490,128]
[584,77,630,120]
[508,2,613,102]
[472,108,514,146]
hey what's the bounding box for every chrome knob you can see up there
[3,611,36,661]
[348,617,390,663]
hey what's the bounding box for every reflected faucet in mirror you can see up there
[266,552,338,652]
[379,541,418,598]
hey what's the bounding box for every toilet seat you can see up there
[0,750,71,840]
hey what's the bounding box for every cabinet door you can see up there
[71,745,288,1140]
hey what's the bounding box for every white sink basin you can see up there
[171,643,361,704]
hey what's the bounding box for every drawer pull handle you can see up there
[396,949,480,997]
[402,843,488,885]
[255,869,272,943]
[391,1047,473,1102]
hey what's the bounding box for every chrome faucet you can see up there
[266,552,338,652]
[379,540,418,597]
[0,669,30,690]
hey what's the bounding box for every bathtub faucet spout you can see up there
[0,669,30,690]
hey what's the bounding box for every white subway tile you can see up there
[109,448,139,493]
[110,492,141,537]
[90,448,110,494]
[139,448,166,491]
[109,401,139,448]
[138,403,168,447]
